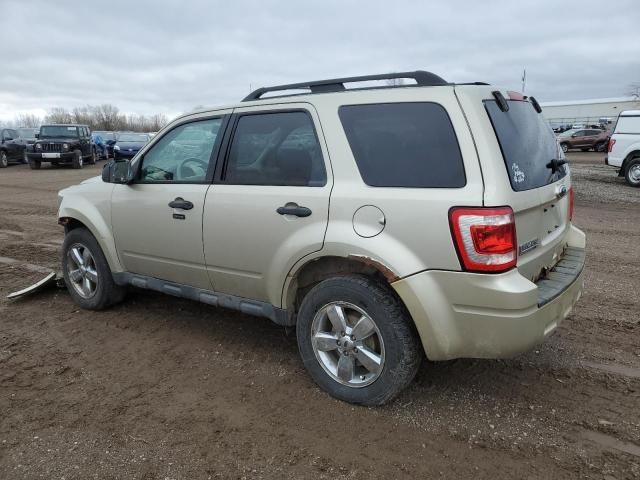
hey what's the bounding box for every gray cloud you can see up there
[2,0,639,122]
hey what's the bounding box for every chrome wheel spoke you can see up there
[337,354,355,383]
[351,315,375,341]
[85,267,98,283]
[313,331,338,352]
[356,346,383,374]
[70,247,84,267]
[82,277,93,296]
[326,304,347,333]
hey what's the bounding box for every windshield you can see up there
[117,133,148,142]
[94,131,115,140]
[17,128,38,138]
[485,100,566,192]
[40,125,79,138]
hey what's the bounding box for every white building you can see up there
[540,96,640,127]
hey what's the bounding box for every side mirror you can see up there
[106,139,116,146]
[102,159,134,184]
[571,134,577,138]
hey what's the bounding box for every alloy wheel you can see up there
[67,243,98,298]
[311,302,385,388]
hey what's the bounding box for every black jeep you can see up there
[28,124,96,169]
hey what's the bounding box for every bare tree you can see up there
[627,83,640,99]
[41,104,169,132]
[14,113,42,127]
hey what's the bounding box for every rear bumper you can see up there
[393,225,586,361]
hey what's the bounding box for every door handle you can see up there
[168,197,194,210]
[277,203,312,217]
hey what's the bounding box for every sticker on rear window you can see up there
[511,163,525,184]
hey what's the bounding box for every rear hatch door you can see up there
[455,87,572,281]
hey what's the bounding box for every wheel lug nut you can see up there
[336,339,341,345]
[340,331,345,337]
[354,348,358,354]
[360,375,366,380]
[350,335,356,341]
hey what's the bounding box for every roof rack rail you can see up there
[242,70,448,101]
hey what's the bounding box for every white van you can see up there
[607,110,640,186]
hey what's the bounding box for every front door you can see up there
[111,114,229,289]
[203,106,332,306]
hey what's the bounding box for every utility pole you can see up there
[521,68,526,93]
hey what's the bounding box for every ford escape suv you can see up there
[57,71,586,405]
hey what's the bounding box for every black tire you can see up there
[296,275,422,406]
[560,143,569,153]
[89,149,97,165]
[22,151,29,164]
[581,148,590,152]
[624,158,640,187]
[72,149,83,169]
[28,158,41,169]
[594,142,604,153]
[62,227,125,310]
[0,151,7,168]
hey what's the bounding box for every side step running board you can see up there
[112,272,293,326]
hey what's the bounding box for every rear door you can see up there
[203,104,332,306]
[456,88,572,281]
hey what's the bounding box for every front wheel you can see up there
[62,227,125,310]
[72,149,83,169]
[625,158,640,187]
[296,275,422,406]
[0,151,7,168]
[23,151,29,164]
[28,158,41,169]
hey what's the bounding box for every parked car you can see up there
[112,132,149,160]
[16,127,39,162]
[57,71,585,405]
[605,110,640,187]
[92,131,116,159]
[558,128,609,152]
[28,124,96,169]
[0,127,27,167]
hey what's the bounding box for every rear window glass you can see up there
[614,115,640,134]
[338,103,465,188]
[485,100,565,192]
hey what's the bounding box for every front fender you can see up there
[58,183,123,273]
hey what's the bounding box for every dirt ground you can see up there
[0,153,638,479]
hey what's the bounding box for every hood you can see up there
[36,136,79,143]
[116,141,145,149]
[81,175,102,185]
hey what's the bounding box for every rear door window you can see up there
[614,115,640,134]
[338,103,465,188]
[485,100,565,192]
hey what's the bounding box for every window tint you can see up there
[338,103,465,188]
[224,111,326,186]
[485,100,566,192]
[140,117,222,183]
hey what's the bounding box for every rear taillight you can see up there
[607,138,616,152]
[449,207,517,273]
[569,187,574,221]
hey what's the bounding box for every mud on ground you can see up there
[0,153,638,479]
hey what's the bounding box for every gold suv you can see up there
[57,71,586,405]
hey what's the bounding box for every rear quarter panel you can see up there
[291,87,484,283]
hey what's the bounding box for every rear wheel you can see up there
[625,158,640,187]
[0,151,7,168]
[594,142,605,152]
[581,147,590,152]
[89,149,97,164]
[561,143,569,153]
[62,227,125,310]
[72,149,83,169]
[296,275,422,406]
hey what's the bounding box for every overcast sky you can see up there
[2,0,639,123]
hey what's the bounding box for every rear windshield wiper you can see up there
[546,158,567,173]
